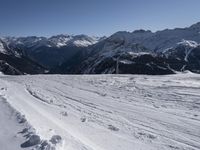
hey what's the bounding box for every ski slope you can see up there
[0,73,200,150]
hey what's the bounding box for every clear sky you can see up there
[0,0,200,37]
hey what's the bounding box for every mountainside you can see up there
[163,40,200,73]
[0,60,22,75]
[1,22,200,75]
[0,40,46,75]
[55,22,200,75]
[3,34,102,49]
[102,22,200,52]
[56,40,200,75]
[58,49,185,75]
[1,35,104,68]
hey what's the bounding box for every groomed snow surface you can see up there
[0,73,200,150]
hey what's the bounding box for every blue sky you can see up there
[0,0,200,37]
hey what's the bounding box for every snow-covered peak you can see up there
[104,22,200,53]
[3,36,48,50]
[1,34,103,50]
[106,30,153,51]
[72,35,101,47]
[48,34,73,47]
[48,34,103,47]
[101,30,151,55]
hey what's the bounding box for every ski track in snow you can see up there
[0,73,200,150]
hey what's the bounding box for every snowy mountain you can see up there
[3,34,101,49]
[0,34,104,68]
[0,39,46,75]
[0,52,46,75]
[163,40,200,73]
[102,22,200,52]
[76,22,200,57]
[0,60,22,75]
[163,40,199,61]
[54,22,200,75]
[57,40,200,74]
[60,50,184,75]
[0,38,23,57]
[1,22,200,75]
[0,73,200,150]
[49,34,102,48]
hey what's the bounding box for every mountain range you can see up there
[1,22,200,75]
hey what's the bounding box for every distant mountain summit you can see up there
[102,22,200,53]
[3,34,102,49]
[48,34,102,47]
[0,34,104,70]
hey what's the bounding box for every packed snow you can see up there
[0,73,200,150]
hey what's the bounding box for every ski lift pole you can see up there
[116,56,120,74]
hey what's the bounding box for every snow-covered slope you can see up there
[0,39,46,75]
[1,22,200,73]
[0,60,22,75]
[97,22,200,53]
[0,39,22,56]
[48,34,104,48]
[0,73,200,150]
[161,40,200,73]
[71,35,101,47]
[0,34,104,68]
[164,40,199,61]
[143,22,200,51]
[48,34,73,47]
[56,22,200,74]
[96,30,152,55]
[3,34,103,49]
